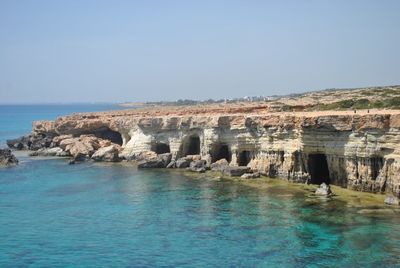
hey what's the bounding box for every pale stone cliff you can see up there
[28,108,400,198]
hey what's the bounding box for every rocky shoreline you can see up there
[5,107,400,205]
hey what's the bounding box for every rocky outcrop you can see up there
[7,133,54,150]
[137,152,172,168]
[0,149,18,167]
[29,147,68,157]
[91,145,121,162]
[315,183,333,196]
[222,166,252,177]
[10,107,400,198]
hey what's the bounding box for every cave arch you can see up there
[151,142,171,154]
[92,127,123,145]
[211,143,231,162]
[307,153,330,184]
[178,134,200,157]
[237,150,252,166]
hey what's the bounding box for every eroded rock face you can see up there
[0,149,18,167]
[21,108,400,197]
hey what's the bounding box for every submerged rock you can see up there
[384,196,400,206]
[0,149,18,167]
[241,172,260,179]
[315,183,332,196]
[222,166,251,177]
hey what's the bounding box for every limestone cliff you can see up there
[30,108,400,198]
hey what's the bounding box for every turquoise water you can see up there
[1,105,400,267]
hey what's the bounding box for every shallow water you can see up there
[0,156,399,267]
[0,105,400,267]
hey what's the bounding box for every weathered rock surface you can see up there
[58,135,112,161]
[0,149,18,167]
[210,159,229,171]
[315,183,333,196]
[29,147,68,157]
[91,145,121,162]
[7,134,54,151]
[189,160,207,172]
[176,157,192,168]
[137,152,172,168]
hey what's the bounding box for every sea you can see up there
[0,104,399,267]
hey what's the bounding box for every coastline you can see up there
[4,103,400,205]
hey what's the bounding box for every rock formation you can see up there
[315,183,333,196]
[0,149,18,167]
[7,106,400,199]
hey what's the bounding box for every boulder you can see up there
[190,159,207,169]
[59,135,103,160]
[52,135,73,146]
[315,183,332,196]
[137,153,172,168]
[241,172,260,179]
[210,159,229,171]
[189,160,207,172]
[157,153,172,167]
[0,149,18,167]
[166,160,176,168]
[91,145,121,162]
[384,196,400,206]
[176,157,193,168]
[222,166,251,177]
[7,135,30,150]
[136,151,158,161]
[29,133,55,150]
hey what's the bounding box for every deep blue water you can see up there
[0,104,124,147]
[0,105,400,267]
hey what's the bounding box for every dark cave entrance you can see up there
[92,127,123,145]
[151,142,171,154]
[211,143,231,163]
[307,154,330,184]
[371,156,384,180]
[237,150,251,166]
[179,135,200,157]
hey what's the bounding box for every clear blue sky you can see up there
[0,0,399,103]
